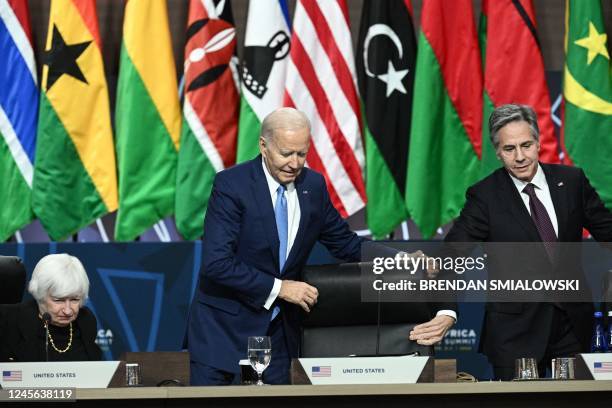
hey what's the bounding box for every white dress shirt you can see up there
[262,158,300,309]
[508,164,559,237]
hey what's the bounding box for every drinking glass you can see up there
[247,336,271,386]
[515,357,539,380]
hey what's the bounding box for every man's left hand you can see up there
[409,315,455,345]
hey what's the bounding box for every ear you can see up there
[259,137,266,154]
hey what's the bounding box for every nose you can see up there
[288,154,299,169]
[61,300,74,315]
[515,147,525,162]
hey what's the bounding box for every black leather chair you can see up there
[0,256,27,304]
[301,263,434,357]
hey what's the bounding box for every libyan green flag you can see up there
[563,0,612,209]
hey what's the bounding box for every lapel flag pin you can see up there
[303,190,309,194]
[557,182,564,187]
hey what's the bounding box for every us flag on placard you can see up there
[2,370,22,381]
[285,0,366,218]
[312,366,332,377]
[594,362,612,373]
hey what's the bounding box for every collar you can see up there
[508,163,548,193]
[261,156,296,197]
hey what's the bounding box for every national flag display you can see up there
[32,0,117,240]
[562,0,612,209]
[480,0,560,176]
[285,0,366,218]
[2,370,22,381]
[115,0,181,241]
[593,362,612,373]
[0,0,38,241]
[235,0,291,163]
[357,0,415,238]
[175,0,239,240]
[406,0,483,238]
[311,365,331,377]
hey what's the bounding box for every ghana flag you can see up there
[32,0,117,240]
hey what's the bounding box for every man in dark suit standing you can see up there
[446,104,612,380]
[186,107,457,385]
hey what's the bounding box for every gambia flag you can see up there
[479,0,560,177]
[115,0,181,241]
[562,0,612,208]
[32,0,117,241]
[235,0,291,163]
[357,0,415,238]
[175,0,239,240]
[406,0,483,238]
[0,0,38,241]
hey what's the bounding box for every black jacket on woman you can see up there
[0,299,102,362]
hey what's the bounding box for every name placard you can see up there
[297,356,430,384]
[578,354,612,380]
[0,361,120,388]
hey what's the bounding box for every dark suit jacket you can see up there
[446,164,612,366]
[0,299,102,362]
[186,156,365,373]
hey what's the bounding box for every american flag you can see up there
[2,370,22,381]
[312,365,331,377]
[285,0,366,218]
[594,362,612,373]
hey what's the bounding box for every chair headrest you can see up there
[0,256,27,304]
[302,263,432,326]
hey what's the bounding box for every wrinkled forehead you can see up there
[271,126,311,149]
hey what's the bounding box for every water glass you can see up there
[247,336,271,386]
[515,357,539,380]
[552,357,575,380]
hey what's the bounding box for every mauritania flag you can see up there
[32,0,117,241]
[115,0,181,241]
[235,0,291,163]
[176,0,239,240]
[0,0,37,241]
[563,0,612,209]
[357,0,415,238]
[479,0,559,177]
[406,0,483,238]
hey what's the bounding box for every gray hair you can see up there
[260,107,311,141]
[489,104,539,148]
[28,254,90,306]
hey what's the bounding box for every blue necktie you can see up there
[271,185,287,321]
[275,184,288,272]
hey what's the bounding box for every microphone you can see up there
[42,313,51,362]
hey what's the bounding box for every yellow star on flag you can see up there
[574,21,609,65]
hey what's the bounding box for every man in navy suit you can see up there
[186,107,455,385]
[186,107,364,385]
[446,104,612,380]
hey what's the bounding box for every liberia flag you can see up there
[285,0,366,218]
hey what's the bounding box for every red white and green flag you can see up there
[406,0,483,238]
[480,0,560,176]
[175,0,239,240]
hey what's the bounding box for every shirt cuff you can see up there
[436,309,457,322]
[264,278,282,310]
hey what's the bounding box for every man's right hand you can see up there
[278,280,318,312]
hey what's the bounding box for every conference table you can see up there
[5,381,611,408]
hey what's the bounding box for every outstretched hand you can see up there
[409,315,455,345]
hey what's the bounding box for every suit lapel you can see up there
[284,171,311,272]
[497,169,541,241]
[250,157,280,273]
[542,164,568,241]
